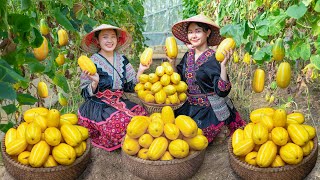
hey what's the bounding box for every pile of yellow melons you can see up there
[232,107,316,167]
[4,107,89,168]
[134,62,188,105]
[122,106,208,160]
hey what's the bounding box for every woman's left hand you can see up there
[221,49,234,67]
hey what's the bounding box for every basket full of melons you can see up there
[1,107,91,180]
[228,107,318,180]
[121,106,207,180]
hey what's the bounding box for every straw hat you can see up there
[172,14,224,46]
[81,24,132,54]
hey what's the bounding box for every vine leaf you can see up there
[286,3,307,19]
[54,8,75,31]
[17,93,38,105]
[0,82,16,100]
[2,104,17,114]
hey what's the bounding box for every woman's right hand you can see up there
[83,70,99,83]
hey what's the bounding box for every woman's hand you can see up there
[221,49,234,67]
[83,70,99,83]
[138,63,151,73]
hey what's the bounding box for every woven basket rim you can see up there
[141,99,187,108]
[1,128,91,172]
[121,149,205,166]
[227,135,318,172]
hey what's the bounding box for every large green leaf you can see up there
[30,27,43,48]
[253,45,272,63]
[0,82,16,100]
[287,40,302,60]
[17,93,38,105]
[0,121,15,133]
[0,59,28,83]
[299,42,311,60]
[7,14,31,33]
[21,0,31,11]
[220,23,245,47]
[24,54,45,73]
[286,3,307,19]
[255,11,287,37]
[314,0,320,12]
[54,8,75,31]
[53,74,70,93]
[2,104,17,114]
[310,55,320,70]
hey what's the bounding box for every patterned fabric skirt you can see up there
[202,112,246,143]
[78,105,147,151]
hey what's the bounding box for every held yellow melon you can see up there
[78,55,97,75]
[29,141,50,167]
[280,143,303,165]
[52,143,77,165]
[256,141,277,167]
[165,37,178,59]
[215,38,236,62]
[148,137,168,160]
[175,115,198,138]
[140,48,153,66]
[168,139,189,159]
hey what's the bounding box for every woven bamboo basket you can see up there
[1,135,91,180]
[141,100,186,114]
[228,136,318,180]
[122,149,206,180]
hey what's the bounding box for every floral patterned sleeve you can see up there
[217,77,231,92]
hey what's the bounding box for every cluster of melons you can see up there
[135,62,188,105]
[232,107,316,167]
[5,107,89,168]
[122,106,208,160]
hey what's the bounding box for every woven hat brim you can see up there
[81,24,132,54]
[172,15,224,46]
